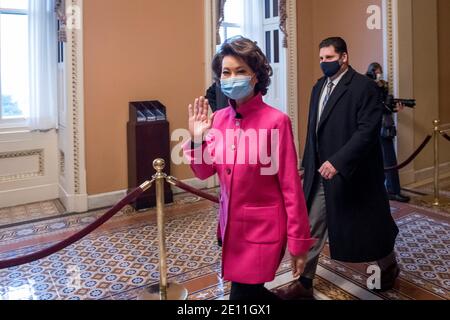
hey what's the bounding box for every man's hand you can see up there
[291,254,308,278]
[319,161,338,180]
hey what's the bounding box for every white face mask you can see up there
[376,73,383,81]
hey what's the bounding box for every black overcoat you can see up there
[302,66,399,262]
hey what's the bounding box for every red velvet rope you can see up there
[2,133,433,270]
[441,131,450,143]
[168,177,219,204]
[384,135,432,171]
[0,187,144,269]
[170,174,305,202]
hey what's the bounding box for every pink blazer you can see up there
[183,94,315,284]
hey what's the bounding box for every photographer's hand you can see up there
[394,102,405,112]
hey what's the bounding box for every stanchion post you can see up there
[154,159,168,299]
[138,159,188,300]
[420,120,450,208]
[433,119,440,206]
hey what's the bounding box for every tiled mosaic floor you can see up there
[0,190,449,300]
[0,192,220,300]
[0,200,66,228]
[317,212,450,300]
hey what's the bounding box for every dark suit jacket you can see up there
[302,66,399,262]
[205,83,229,112]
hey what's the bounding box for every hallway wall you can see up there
[83,0,205,195]
[83,0,448,198]
[296,0,383,156]
[411,0,441,172]
[396,0,450,183]
[438,0,450,125]
[84,0,385,197]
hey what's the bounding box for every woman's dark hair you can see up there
[366,62,383,80]
[319,37,348,55]
[212,36,273,96]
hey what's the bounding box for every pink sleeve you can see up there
[182,139,216,180]
[276,115,317,256]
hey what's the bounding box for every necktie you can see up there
[319,82,334,120]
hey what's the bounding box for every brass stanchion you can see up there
[138,159,188,300]
[420,120,450,207]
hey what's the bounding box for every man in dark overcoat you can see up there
[275,37,400,299]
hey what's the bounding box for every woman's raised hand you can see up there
[188,97,215,142]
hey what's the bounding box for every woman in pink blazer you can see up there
[184,37,315,300]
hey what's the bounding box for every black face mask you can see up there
[320,59,342,78]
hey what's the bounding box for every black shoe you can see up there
[388,193,410,203]
[372,263,400,292]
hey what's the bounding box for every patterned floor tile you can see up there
[318,211,450,300]
[0,200,66,228]
[0,189,449,300]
